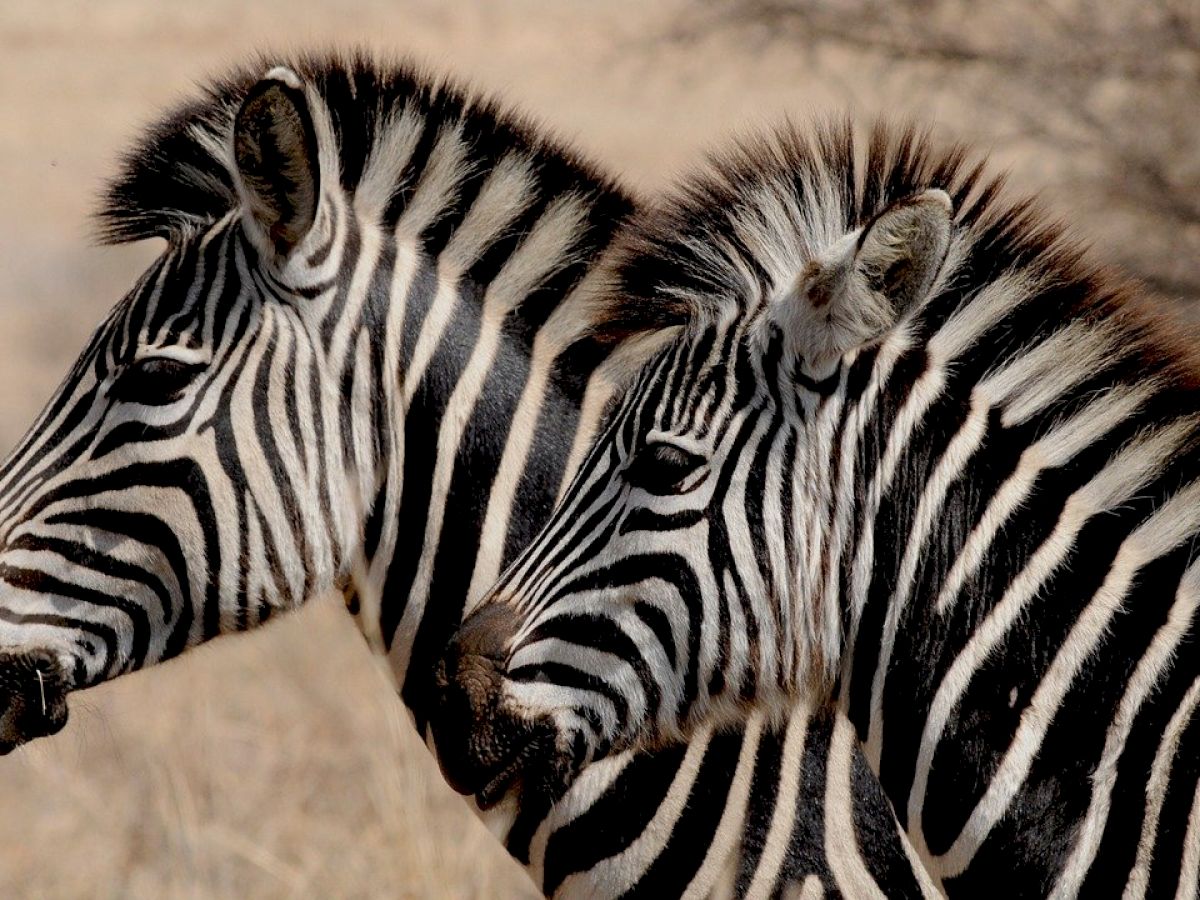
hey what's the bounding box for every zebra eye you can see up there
[624,441,707,495]
[111,357,204,406]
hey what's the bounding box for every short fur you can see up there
[97,51,625,247]
[608,119,1199,390]
[441,119,1200,895]
[7,53,938,899]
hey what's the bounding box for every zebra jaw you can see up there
[0,649,69,754]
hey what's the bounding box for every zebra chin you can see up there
[430,604,583,810]
[0,648,70,754]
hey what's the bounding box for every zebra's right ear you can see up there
[232,68,321,262]
[775,189,953,371]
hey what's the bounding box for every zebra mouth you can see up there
[470,722,566,811]
[430,607,578,808]
[0,649,70,754]
[433,708,576,811]
[430,654,569,809]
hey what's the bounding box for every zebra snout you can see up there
[0,649,69,754]
[431,604,567,808]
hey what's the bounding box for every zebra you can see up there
[0,55,935,897]
[434,120,1200,896]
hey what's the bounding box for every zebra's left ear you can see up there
[232,67,321,261]
[777,189,953,369]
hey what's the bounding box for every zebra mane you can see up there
[608,119,1200,384]
[96,51,631,248]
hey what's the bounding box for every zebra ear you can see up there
[782,189,952,368]
[853,188,953,314]
[233,68,321,261]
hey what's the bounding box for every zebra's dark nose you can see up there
[431,604,561,808]
[0,649,69,754]
[443,601,518,690]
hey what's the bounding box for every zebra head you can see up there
[0,67,370,752]
[433,125,958,803]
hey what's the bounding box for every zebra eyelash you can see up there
[623,440,710,496]
[109,356,207,407]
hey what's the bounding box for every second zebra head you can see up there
[431,123,961,804]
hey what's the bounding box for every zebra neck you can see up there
[257,79,639,721]
[334,219,623,725]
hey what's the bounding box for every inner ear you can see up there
[779,188,953,371]
[233,68,320,260]
[855,188,953,315]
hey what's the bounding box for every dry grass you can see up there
[0,600,537,898]
[0,1,1190,896]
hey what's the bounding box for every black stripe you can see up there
[626,728,744,897]
[541,745,689,896]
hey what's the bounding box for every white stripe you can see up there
[1175,777,1200,900]
[859,352,946,766]
[908,420,1192,859]
[395,123,470,244]
[1124,675,1200,899]
[744,708,810,899]
[934,387,1165,616]
[323,223,383,381]
[523,752,632,889]
[935,477,1200,876]
[1051,557,1200,896]
[682,712,766,899]
[824,713,887,899]
[389,197,589,673]
[354,102,427,224]
[555,723,715,897]
[863,384,990,765]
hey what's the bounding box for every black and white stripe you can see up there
[0,54,636,696]
[530,701,938,897]
[1,58,936,897]
[452,120,1200,895]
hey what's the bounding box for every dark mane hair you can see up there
[603,119,1200,388]
[96,50,632,248]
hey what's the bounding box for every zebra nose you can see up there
[435,604,516,729]
[0,649,69,754]
[445,602,518,672]
[430,603,533,805]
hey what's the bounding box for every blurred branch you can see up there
[683,0,1200,302]
[693,0,1199,82]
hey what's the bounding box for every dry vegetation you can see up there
[0,0,1195,896]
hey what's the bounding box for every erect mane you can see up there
[96,50,631,247]
[603,119,1200,388]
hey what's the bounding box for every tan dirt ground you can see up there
[0,2,1170,897]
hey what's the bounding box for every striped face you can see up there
[433,309,817,800]
[0,214,363,744]
[432,185,955,803]
[0,72,365,752]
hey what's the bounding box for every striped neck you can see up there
[191,73,646,728]
[0,54,649,702]
[328,202,636,723]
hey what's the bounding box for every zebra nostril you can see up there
[0,649,70,754]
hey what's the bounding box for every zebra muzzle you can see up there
[0,649,69,754]
[430,605,572,809]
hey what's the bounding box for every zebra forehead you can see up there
[94,50,629,249]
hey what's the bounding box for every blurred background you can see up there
[0,1,1196,896]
